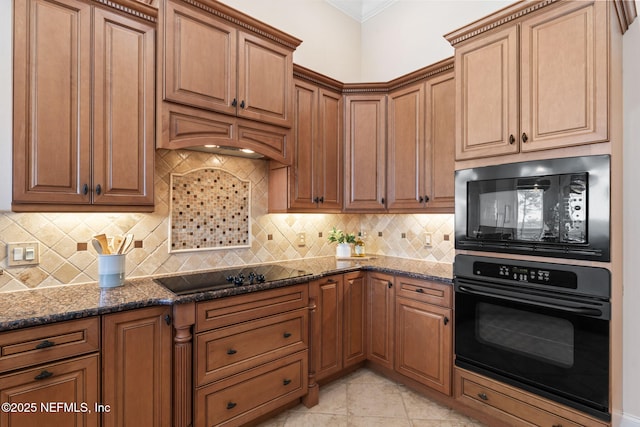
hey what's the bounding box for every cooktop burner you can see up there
[155,265,311,296]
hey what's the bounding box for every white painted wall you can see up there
[0,1,12,212]
[622,10,640,427]
[360,0,512,81]
[218,0,362,82]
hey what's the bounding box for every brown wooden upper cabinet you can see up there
[344,93,388,211]
[448,0,610,160]
[387,63,455,212]
[12,0,155,212]
[163,0,294,128]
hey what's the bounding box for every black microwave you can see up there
[455,155,610,261]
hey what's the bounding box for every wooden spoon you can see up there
[93,234,111,255]
[119,233,134,254]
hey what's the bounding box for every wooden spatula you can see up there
[93,234,111,255]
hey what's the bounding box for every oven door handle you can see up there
[457,285,604,317]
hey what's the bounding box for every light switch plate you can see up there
[424,232,433,248]
[7,242,40,266]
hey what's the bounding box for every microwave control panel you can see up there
[473,261,577,289]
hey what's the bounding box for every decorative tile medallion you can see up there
[169,168,251,252]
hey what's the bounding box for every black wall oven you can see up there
[454,254,611,421]
[455,155,610,261]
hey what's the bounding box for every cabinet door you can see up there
[387,83,425,211]
[12,0,91,205]
[238,31,293,128]
[343,272,366,368]
[290,79,318,210]
[310,276,343,381]
[344,95,387,211]
[316,88,344,211]
[0,355,99,427]
[395,297,452,396]
[93,8,155,206]
[520,0,608,151]
[163,0,237,115]
[455,25,518,160]
[102,307,172,427]
[367,272,395,370]
[424,72,455,211]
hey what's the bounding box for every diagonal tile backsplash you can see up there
[0,150,454,292]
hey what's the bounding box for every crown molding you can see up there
[293,64,344,93]
[613,0,638,34]
[93,0,158,21]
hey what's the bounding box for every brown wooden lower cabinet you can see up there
[343,271,367,368]
[0,354,99,427]
[102,306,172,427]
[454,368,609,427]
[366,272,395,369]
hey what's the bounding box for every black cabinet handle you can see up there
[283,379,292,386]
[226,402,237,410]
[419,196,424,203]
[283,332,292,338]
[509,134,515,145]
[83,184,89,195]
[232,98,237,107]
[388,281,392,289]
[164,315,172,326]
[319,196,324,203]
[313,197,319,203]
[522,132,529,143]
[416,288,425,293]
[227,349,237,355]
[240,100,246,109]
[477,392,488,401]
[381,197,385,205]
[35,340,55,349]
[35,370,53,381]
[95,184,102,195]
[424,195,430,203]
[444,316,449,325]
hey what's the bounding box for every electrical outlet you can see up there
[296,232,306,247]
[7,242,40,266]
[424,232,433,248]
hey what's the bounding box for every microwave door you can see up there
[478,191,517,240]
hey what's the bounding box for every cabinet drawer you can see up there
[0,318,100,373]
[194,351,307,427]
[196,284,308,333]
[395,276,452,308]
[195,309,307,386]
[455,368,608,427]
[0,354,99,427]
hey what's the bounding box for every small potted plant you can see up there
[328,226,356,258]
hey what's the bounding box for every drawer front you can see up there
[195,309,307,386]
[0,354,99,427]
[455,369,607,427]
[0,318,100,373]
[395,276,452,308]
[195,351,308,427]
[196,284,308,333]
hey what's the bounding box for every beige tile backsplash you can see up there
[0,150,454,292]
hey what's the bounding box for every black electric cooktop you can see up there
[155,265,312,296]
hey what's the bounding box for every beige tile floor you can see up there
[257,368,487,427]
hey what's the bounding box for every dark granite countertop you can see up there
[0,256,451,332]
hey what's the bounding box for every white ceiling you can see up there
[324,0,398,22]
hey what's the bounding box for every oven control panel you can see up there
[474,261,577,289]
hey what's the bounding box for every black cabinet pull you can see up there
[313,197,319,203]
[83,184,89,195]
[416,288,425,293]
[35,370,53,381]
[509,134,515,144]
[444,316,449,325]
[283,379,292,386]
[387,281,392,289]
[227,349,237,355]
[381,197,385,205]
[424,195,430,203]
[522,132,529,143]
[477,392,488,401]
[319,196,324,203]
[226,402,237,410]
[419,196,424,203]
[283,332,292,338]
[240,100,246,109]
[232,98,237,107]
[95,184,102,195]
[164,315,172,326]
[35,340,55,349]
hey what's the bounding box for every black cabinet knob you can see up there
[240,100,246,109]
[227,349,237,355]
[477,392,488,401]
[509,134,515,144]
[522,132,529,143]
[283,332,292,338]
[34,370,53,381]
[387,281,392,289]
[35,340,55,349]
[83,184,89,195]
[283,379,292,386]
[226,402,237,410]
[232,98,237,107]
[95,184,102,195]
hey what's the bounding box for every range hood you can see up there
[186,144,265,159]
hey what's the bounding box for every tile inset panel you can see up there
[169,168,251,252]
